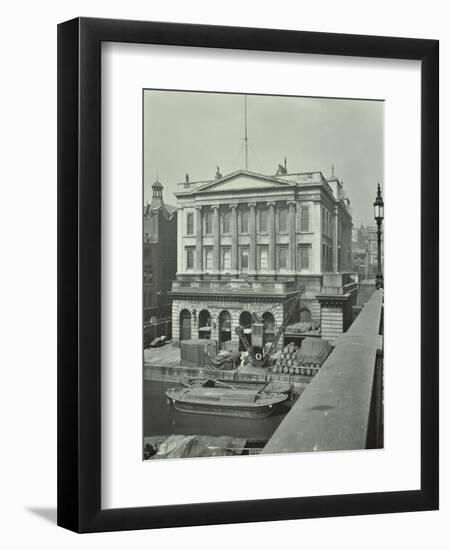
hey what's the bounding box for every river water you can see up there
[143,380,293,441]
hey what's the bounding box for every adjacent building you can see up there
[143,178,177,347]
[170,163,354,347]
[351,224,383,277]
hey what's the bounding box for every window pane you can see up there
[278,247,287,269]
[279,208,287,232]
[221,248,231,270]
[222,211,231,233]
[240,210,249,233]
[205,248,213,270]
[240,248,249,270]
[259,209,268,232]
[205,212,212,234]
[187,213,194,235]
[301,206,309,232]
[258,247,268,270]
[186,249,194,270]
[299,245,310,270]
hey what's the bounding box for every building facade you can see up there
[351,224,383,277]
[170,166,353,347]
[143,179,177,347]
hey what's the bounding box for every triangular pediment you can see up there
[193,171,295,194]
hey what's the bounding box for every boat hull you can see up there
[168,397,281,419]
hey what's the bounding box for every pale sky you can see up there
[144,90,384,226]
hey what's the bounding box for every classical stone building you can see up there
[170,164,354,347]
[143,178,177,347]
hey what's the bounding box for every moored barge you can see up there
[166,381,287,419]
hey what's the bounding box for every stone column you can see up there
[333,206,339,273]
[288,200,296,271]
[231,203,238,273]
[212,204,220,272]
[249,202,257,273]
[268,201,276,272]
[195,205,203,273]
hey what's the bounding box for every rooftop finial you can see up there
[331,164,335,177]
[215,165,222,179]
[276,158,287,175]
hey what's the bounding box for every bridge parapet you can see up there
[262,289,383,454]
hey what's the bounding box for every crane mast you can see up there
[234,287,305,368]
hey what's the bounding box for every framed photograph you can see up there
[57,17,439,533]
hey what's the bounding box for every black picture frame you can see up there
[57,17,439,533]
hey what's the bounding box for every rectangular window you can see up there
[186,248,194,271]
[239,247,249,271]
[259,209,268,233]
[278,208,288,232]
[222,210,231,234]
[301,205,310,232]
[221,248,231,271]
[258,246,268,271]
[204,247,213,271]
[277,247,288,270]
[240,209,249,233]
[186,212,194,235]
[298,244,310,271]
[204,211,213,234]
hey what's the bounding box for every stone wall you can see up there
[319,289,358,344]
[172,297,285,347]
[320,305,344,344]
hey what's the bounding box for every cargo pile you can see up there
[271,337,332,377]
[285,321,320,333]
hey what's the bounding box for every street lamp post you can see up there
[373,183,384,289]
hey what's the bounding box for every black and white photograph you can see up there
[142,90,384,460]
[0,0,444,543]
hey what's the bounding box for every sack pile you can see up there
[286,321,320,333]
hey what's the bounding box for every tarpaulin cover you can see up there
[206,350,240,370]
[152,435,247,459]
[297,337,332,365]
[180,339,217,367]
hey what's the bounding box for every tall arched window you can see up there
[179,309,192,341]
[218,310,232,347]
[238,311,252,351]
[262,312,275,345]
[198,309,211,339]
[300,308,312,322]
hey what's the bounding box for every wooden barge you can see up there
[166,380,288,419]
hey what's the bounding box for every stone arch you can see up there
[300,307,312,322]
[239,311,252,328]
[239,311,252,351]
[179,309,192,341]
[262,312,276,345]
[218,310,232,348]
[198,309,211,339]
